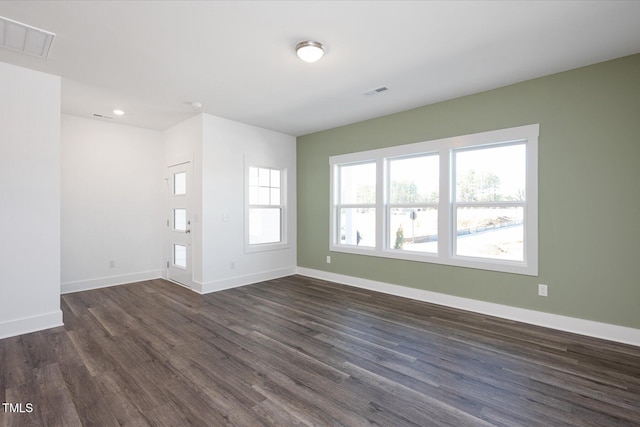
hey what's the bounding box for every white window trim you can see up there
[329,124,539,276]
[244,158,290,253]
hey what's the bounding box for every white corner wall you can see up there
[200,114,297,293]
[61,115,165,293]
[0,62,63,339]
[163,113,297,293]
[163,114,204,286]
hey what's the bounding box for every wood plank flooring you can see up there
[1,275,639,426]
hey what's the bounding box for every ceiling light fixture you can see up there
[296,40,324,63]
[113,109,125,116]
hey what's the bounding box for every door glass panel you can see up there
[174,209,187,232]
[174,172,186,195]
[174,244,187,268]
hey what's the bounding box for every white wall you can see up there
[200,114,297,292]
[0,62,62,339]
[61,115,165,293]
[163,114,203,285]
[163,113,297,293]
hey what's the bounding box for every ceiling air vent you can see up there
[363,86,389,96]
[0,16,55,58]
[92,113,114,119]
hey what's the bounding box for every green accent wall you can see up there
[297,54,640,330]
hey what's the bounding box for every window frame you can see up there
[245,162,289,253]
[386,153,440,256]
[333,160,378,251]
[329,124,539,276]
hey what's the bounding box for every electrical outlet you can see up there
[326,256,331,264]
[538,284,548,297]
[230,261,235,270]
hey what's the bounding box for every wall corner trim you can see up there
[296,267,640,348]
[0,310,63,340]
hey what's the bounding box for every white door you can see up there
[167,162,192,286]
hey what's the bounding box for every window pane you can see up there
[389,155,439,203]
[456,206,524,261]
[249,186,259,204]
[270,188,280,205]
[389,207,437,253]
[173,209,187,231]
[258,168,270,186]
[270,169,281,188]
[249,208,281,244]
[174,172,186,195]
[340,163,376,204]
[339,208,375,247]
[455,144,525,202]
[249,167,259,186]
[174,244,187,268]
[258,187,270,205]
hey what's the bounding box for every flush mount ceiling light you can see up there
[112,109,125,116]
[0,16,55,58]
[296,40,324,63]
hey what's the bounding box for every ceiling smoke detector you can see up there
[0,16,55,58]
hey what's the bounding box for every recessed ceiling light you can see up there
[296,41,325,63]
[113,109,125,116]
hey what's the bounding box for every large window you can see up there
[246,165,287,251]
[330,124,538,275]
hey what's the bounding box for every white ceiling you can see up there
[1,1,639,136]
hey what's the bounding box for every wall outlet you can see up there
[538,284,548,297]
[230,261,236,270]
[326,255,331,264]
[109,260,115,268]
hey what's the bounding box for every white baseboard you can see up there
[0,310,63,340]
[296,267,640,348]
[61,270,164,294]
[197,266,297,295]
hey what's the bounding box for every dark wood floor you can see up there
[1,276,640,426]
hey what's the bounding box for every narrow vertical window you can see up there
[335,162,376,248]
[388,154,439,253]
[248,166,284,246]
[453,143,526,261]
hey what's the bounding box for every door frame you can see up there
[166,161,194,288]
